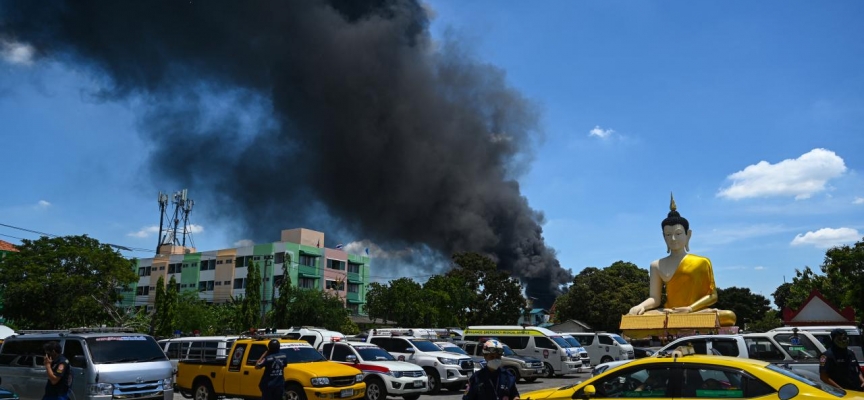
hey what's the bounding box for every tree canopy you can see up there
[714,286,771,328]
[553,261,649,332]
[0,235,137,329]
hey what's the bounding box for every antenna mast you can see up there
[157,189,195,251]
[156,192,170,253]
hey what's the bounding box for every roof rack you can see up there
[17,327,138,336]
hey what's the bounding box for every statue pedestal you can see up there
[620,311,720,340]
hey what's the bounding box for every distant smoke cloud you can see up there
[0,0,572,306]
[233,239,255,247]
[0,39,34,65]
[718,148,846,200]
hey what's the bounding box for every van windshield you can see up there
[563,336,582,348]
[611,335,628,345]
[87,336,168,364]
[551,337,570,348]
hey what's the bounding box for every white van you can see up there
[463,325,588,377]
[158,336,238,372]
[0,328,173,400]
[283,327,346,350]
[770,326,863,363]
[567,332,635,365]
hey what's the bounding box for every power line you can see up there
[0,221,157,254]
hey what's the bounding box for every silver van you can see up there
[0,328,173,400]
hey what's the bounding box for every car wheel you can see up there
[425,368,441,395]
[193,380,215,400]
[600,356,613,364]
[543,362,555,378]
[504,367,521,382]
[365,378,387,400]
[284,383,308,400]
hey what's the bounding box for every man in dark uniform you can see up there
[255,339,286,400]
[463,339,519,400]
[820,328,864,391]
[43,341,72,400]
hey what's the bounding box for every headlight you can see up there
[560,356,567,361]
[88,383,114,395]
[519,361,528,367]
[391,371,403,378]
[162,377,173,388]
[437,357,458,365]
[355,374,364,383]
[311,377,330,387]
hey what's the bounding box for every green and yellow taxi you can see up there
[522,349,863,399]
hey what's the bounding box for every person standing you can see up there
[43,341,71,400]
[790,328,801,346]
[820,328,864,391]
[463,340,519,400]
[255,339,286,400]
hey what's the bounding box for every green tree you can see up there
[421,274,474,327]
[152,275,167,336]
[714,287,772,328]
[365,282,394,323]
[820,238,864,322]
[746,310,783,333]
[282,288,350,331]
[783,267,830,311]
[240,260,262,331]
[447,252,525,325]
[554,261,649,332]
[771,282,792,310]
[268,261,294,328]
[0,235,137,329]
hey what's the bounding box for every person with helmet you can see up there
[820,328,864,390]
[463,339,520,400]
[256,339,287,400]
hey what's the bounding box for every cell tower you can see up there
[156,189,195,252]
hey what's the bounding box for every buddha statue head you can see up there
[661,193,691,253]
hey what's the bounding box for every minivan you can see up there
[463,325,588,377]
[0,328,173,400]
[567,332,635,365]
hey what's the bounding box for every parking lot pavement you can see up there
[171,372,593,400]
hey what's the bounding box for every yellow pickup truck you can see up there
[176,337,366,400]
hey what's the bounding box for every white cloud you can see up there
[36,200,51,208]
[1,40,35,65]
[854,197,864,205]
[185,224,204,234]
[127,226,160,238]
[717,148,847,200]
[234,239,255,247]
[754,266,766,271]
[790,227,860,249]
[588,125,615,139]
[700,223,793,246]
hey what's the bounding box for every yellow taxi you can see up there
[522,348,864,399]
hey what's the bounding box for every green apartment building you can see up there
[121,228,369,316]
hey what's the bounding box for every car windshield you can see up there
[611,335,628,345]
[551,337,570,348]
[410,340,442,352]
[439,345,468,355]
[86,336,168,364]
[563,336,582,348]
[357,347,395,361]
[502,345,516,356]
[766,364,846,398]
[280,347,327,363]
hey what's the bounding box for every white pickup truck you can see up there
[592,331,826,382]
[368,335,473,394]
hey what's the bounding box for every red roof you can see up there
[0,240,19,252]
[782,289,855,325]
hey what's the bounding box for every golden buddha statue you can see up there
[627,194,736,326]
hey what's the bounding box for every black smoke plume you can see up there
[0,0,572,307]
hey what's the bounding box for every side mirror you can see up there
[778,383,799,400]
[404,348,415,353]
[345,355,358,364]
[72,355,87,368]
[575,385,595,399]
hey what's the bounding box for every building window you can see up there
[327,259,346,270]
[273,275,284,287]
[347,304,360,315]
[216,260,223,265]
[236,256,251,268]
[136,286,150,296]
[223,280,231,285]
[299,255,316,267]
[159,266,165,270]
[215,281,221,286]
[348,283,359,293]
[325,279,344,291]
[138,266,152,277]
[348,263,361,274]
[299,278,317,289]
[234,278,246,289]
[175,283,181,292]
[275,252,285,264]
[226,258,233,264]
[198,281,215,292]
[199,260,216,271]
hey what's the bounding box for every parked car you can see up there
[321,341,426,400]
[433,341,484,374]
[368,334,473,394]
[566,332,635,365]
[523,351,852,400]
[457,340,544,383]
[158,335,237,373]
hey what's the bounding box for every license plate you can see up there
[340,389,354,398]
[413,380,425,388]
[536,369,544,374]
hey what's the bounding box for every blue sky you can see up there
[2,1,863,305]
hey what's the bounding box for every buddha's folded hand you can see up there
[628,305,645,315]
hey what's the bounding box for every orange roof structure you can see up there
[0,240,18,252]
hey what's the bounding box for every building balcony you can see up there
[298,264,318,278]
[347,272,362,283]
[347,291,362,303]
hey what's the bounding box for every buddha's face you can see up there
[663,224,691,252]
